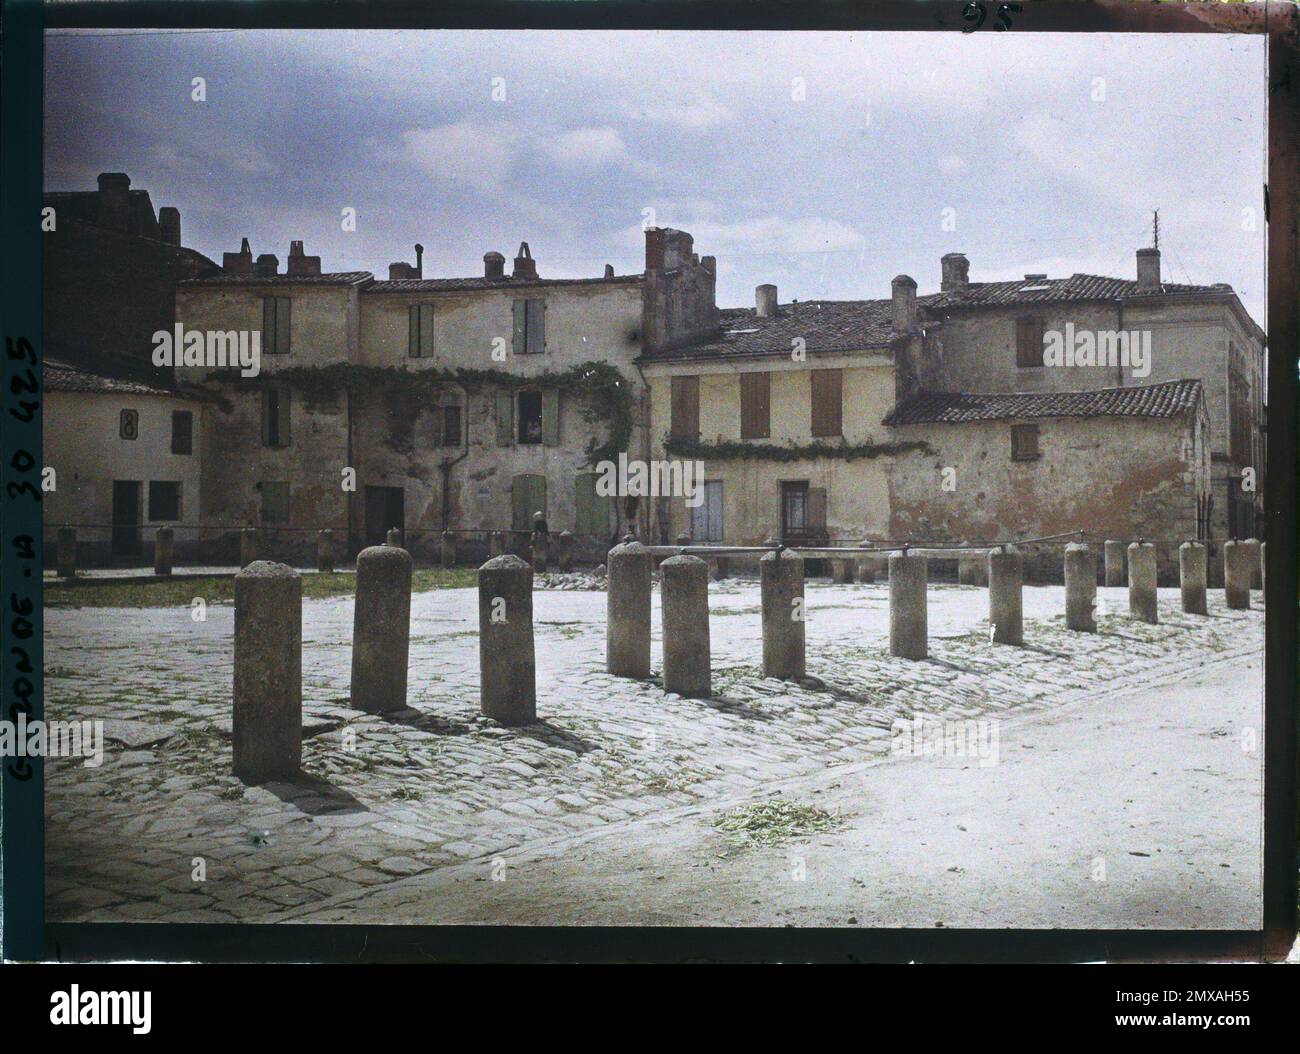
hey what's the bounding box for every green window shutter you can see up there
[575,472,605,534]
[277,387,292,447]
[541,388,560,446]
[526,298,545,354]
[512,474,545,532]
[495,390,514,446]
[408,304,420,357]
[262,297,276,353]
[275,298,292,355]
[419,303,435,358]
[512,299,527,356]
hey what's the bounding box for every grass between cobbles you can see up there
[44,567,479,608]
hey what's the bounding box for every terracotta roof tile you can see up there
[885,379,1203,425]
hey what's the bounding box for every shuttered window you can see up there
[670,376,699,441]
[495,390,514,446]
[1016,317,1045,368]
[740,372,770,439]
[810,369,842,437]
[261,297,292,355]
[512,474,547,532]
[512,299,545,354]
[690,481,724,542]
[575,472,611,535]
[409,303,435,358]
[1011,423,1040,461]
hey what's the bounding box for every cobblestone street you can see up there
[44,577,1264,925]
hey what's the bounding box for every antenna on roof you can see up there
[1152,209,1160,251]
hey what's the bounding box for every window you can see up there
[670,376,699,441]
[260,481,290,524]
[119,408,139,440]
[512,474,547,532]
[261,386,291,448]
[518,390,544,445]
[781,481,808,534]
[691,480,724,542]
[261,296,292,355]
[740,373,770,439]
[439,402,463,447]
[148,481,181,521]
[171,410,193,455]
[409,303,435,358]
[1011,423,1040,461]
[575,472,613,535]
[810,369,843,437]
[1016,317,1045,368]
[512,298,545,355]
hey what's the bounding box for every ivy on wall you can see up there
[206,361,635,465]
[663,435,933,462]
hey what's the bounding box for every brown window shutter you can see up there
[670,376,699,441]
[740,372,770,439]
[1016,318,1044,368]
[810,369,842,437]
[1011,423,1040,461]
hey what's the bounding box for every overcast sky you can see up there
[45,29,1267,323]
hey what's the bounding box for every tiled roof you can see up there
[44,359,192,398]
[885,379,1203,425]
[365,274,642,293]
[178,271,373,287]
[640,300,897,363]
[923,274,1229,310]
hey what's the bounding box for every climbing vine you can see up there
[664,435,933,462]
[205,361,635,465]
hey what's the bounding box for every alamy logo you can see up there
[890,715,1000,768]
[152,323,261,377]
[0,715,103,767]
[1043,323,1151,378]
[595,453,705,508]
[50,986,151,1034]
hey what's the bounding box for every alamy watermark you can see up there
[1043,323,1151,378]
[890,714,1000,768]
[0,715,104,767]
[152,323,261,377]
[596,453,705,508]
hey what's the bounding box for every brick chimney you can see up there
[1136,247,1161,292]
[891,274,918,331]
[484,251,505,279]
[158,206,181,246]
[941,252,969,293]
[414,243,424,278]
[604,264,615,278]
[253,253,279,278]
[223,237,254,275]
[286,240,322,277]
[97,172,131,231]
[755,284,778,318]
[512,242,537,279]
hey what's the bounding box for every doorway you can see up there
[111,480,141,558]
[364,485,404,548]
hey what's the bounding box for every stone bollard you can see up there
[489,531,504,558]
[1179,541,1208,616]
[1223,540,1252,610]
[531,533,548,573]
[1127,541,1158,623]
[1064,542,1096,632]
[988,547,1024,645]
[711,556,729,581]
[888,551,928,660]
[607,541,652,678]
[477,555,536,725]
[761,549,805,680]
[239,527,258,569]
[1104,540,1126,587]
[385,527,402,549]
[350,544,412,713]
[856,540,876,584]
[557,530,574,572]
[660,554,711,698]
[1244,538,1262,590]
[154,526,174,576]
[317,529,334,573]
[232,561,302,783]
[440,531,456,569]
[832,558,854,584]
[56,526,76,579]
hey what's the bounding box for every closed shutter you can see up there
[1016,318,1044,367]
[262,297,277,354]
[740,372,770,439]
[495,390,514,446]
[277,387,292,446]
[707,480,723,541]
[526,299,545,354]
[541,388,560,446]
[810,369,842,437]
[512,300,527,356]
[670,376,699,441]
[275,298,292,356]
[807,487,828,534]
[409,304,420,357]
[420,303,434,357]
[575,472,608,534]
[512,474,546,532]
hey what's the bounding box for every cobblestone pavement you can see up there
[44,577,1263,923]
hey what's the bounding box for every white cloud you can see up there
[397,121,525,194]
[620,96,733,130]
[541,126,631,167]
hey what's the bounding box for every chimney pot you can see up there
[755,284,778,318]
[253,254,279,278]
[891,275,918,331]
[941,252,970,293]
[415,243,424,278]
[96,172,131,231]
[158,206,181,246]
[512,242,537,280]
[604,264,615,278]
[1136,247,1161,292]
[484,251,505,279]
